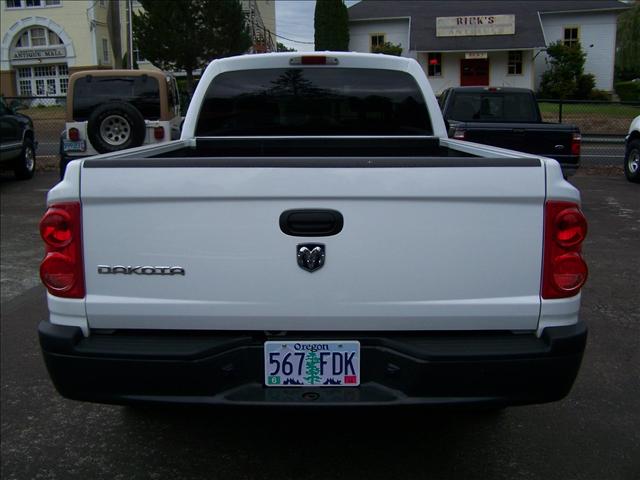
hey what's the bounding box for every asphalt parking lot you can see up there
[1,169,639,480]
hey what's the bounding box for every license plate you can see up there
[62,140,86,152]
[264,341,360,387]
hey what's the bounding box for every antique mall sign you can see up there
[12,47,66,61]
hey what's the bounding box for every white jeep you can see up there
[59,70,182,177]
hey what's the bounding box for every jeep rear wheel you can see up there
[88,102,146,154]
[100,114,132,147]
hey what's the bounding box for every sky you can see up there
[275,0,360,52]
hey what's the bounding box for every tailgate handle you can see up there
[280,209,344,237]
[511,128,526,134]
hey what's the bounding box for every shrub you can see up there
[615,80,640,101]
[573,74,596,99]
[587,89,612,101]
[371,42,403,56]
[538,41,598,99]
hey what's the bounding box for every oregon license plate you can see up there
[264,341,360,387]
[62,140,86,152]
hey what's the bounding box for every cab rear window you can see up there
[72,75,160,121]
[195,68,432,136]
[448,92,539,122]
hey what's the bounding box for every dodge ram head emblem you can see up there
[297,244,325,272]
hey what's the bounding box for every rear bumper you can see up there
[39,321,587,407]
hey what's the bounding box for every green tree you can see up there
[133,0,251,94]
[539,41,595,99]
[371,41,403,56]
[277,42,296,52]
[304,351,321,385]
[314,0,349,51]
[616,2,640,81]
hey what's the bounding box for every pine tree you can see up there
[304,351,322,385]
[314,0,350,51]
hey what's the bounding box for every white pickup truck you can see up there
[38,52,588,408]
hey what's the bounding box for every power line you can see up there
[267,29,314,45]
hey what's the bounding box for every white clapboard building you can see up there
[347,0,629,93]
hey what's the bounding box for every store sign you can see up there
[12,47,66,60]
[465,52,488,59]
[436,15,515,37]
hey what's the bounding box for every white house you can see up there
[348,0,629,94]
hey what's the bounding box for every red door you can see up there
[460,59,489,86]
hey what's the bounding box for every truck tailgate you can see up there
[80,159,545,331]
[462,123,575,158]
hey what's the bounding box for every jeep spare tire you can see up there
[87,102,146,153]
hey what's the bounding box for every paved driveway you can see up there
[1,171,638,480]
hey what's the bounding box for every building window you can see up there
[15,31,29,47]
[508,51,523,75]
[98,0,105,6]
[370,33,385,52]
[18,80,32,96]
[14,27,62,47]
[563,27,579,48]
[16,64,68,97]
[30,27,46,46]
[8,0,61,6]
[48,30,63,45]
[102,38,110,63]
[427,52,442,77]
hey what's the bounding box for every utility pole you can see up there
[128,0,134,69]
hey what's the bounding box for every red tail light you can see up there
[68,128,80,141]
[301,56,327,65]
[542,201,588,299]
[571,132,581,156]
[39,202,85,298]
[154,126,165,140]
[290,56,339,66]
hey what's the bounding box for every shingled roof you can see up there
[348,0,629,52]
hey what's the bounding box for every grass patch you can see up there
[538,102,640,117]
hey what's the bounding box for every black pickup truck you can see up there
[439,87,580,176]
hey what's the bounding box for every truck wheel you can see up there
[87,102,146,154]
[14,137,36,180]
[624,140,640,183]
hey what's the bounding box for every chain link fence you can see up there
[538,99,640,164]
[5,95,638,166]
[4,96,66,158]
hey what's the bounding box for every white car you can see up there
[624,115,640,183]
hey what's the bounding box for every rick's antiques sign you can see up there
[12,47,66,60]
[436,15,515,37]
